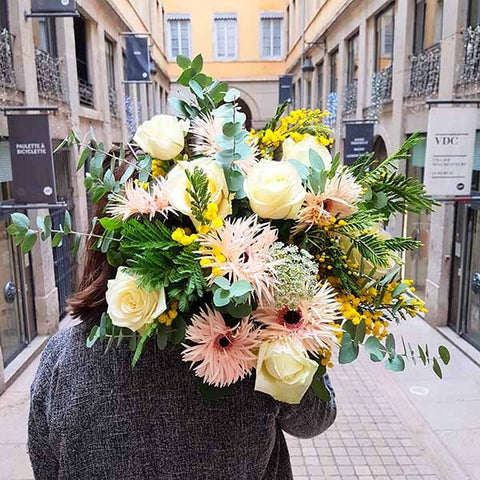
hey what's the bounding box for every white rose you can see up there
[255,339,318,404]
[282,134,332,170]
[134,114,188,160]
[106,269,167,332]
[166,158,232,221]
[244,160,306,219]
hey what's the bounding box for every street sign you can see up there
[424,106,478,196]
[7,114,57,204]
[126,36,150,83]
[31,0,76,14]
[279,75,293,104]
[344,122,374,166]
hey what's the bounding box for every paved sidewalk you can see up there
[0,316,479,480]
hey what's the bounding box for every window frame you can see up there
[413,0,426,54]
[105,35,116,90]
[468,0,480,27]
[260,13,283,59]
[0,0,9,31]
[316,60,324,110]
[166,14,191,61]
[347,30,359,84]
[329,48,339,94]
[214,13,238,61]
[375,2,395,72]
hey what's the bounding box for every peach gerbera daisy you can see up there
[253,282,342,354]
[296,169,363,231]
[107,178,172,220]
[182,306,259,387]
[197,216,278,305]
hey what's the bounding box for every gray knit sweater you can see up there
[28,324,336,479]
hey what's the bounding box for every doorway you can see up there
[450,200,480,349]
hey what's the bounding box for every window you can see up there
[306,79,312,109]
[261,14,283,58]
[413,0,426,54]
[434,0,444,43]
[329,49,338,93]
[375,4,394,71]
[167,15,191,59]
[316,61,324,110]
[33,18,57,56]
[0,0,8,30]
[105,37,115,89]
[347,32,359,84]
[214,14,237,60]
[286,6,290,50]
[469,0,480,27]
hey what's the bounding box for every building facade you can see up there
[0,0,170,392]
[164,0,287,129]
[285,0,480,349]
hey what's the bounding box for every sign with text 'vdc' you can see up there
[344,122,374,166]
[7,114,57,204]
[126,36,150,82]
[31,0,76,14]
[424,106,478,197]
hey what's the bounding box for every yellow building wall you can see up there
[164,0,287,80]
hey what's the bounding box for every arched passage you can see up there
[373,135,388,162]
[236,98,253,131]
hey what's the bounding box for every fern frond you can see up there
[185,167,211,223]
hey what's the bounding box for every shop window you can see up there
[261,13,283,58]
[375,3,394,71]
[214,14,237,60]
[167,15,191,59]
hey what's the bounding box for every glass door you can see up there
[464,203,480,348]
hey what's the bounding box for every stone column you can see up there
[28,209,59,334]
[335,42,347,151]
[356,20,368,118]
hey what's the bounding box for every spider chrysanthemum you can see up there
[190,114,223,158]
[182,307,259,387]
[253,282,342,354]
[296,169,363,231]
[107,178,172,221]
[197,216,278,305]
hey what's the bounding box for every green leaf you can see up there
[21,230,37,253]
[132,323,157,367]
[11,213,30,234]
[169,97,189,117]
[171,318,186,345]
[226,301,252,318]
[432,357,443,378]
[213,276,231,290]
[191,54,203,72]
[76,146,90,171]
[86,325,100,348]
[63,210,72,234]
[338,332,359,364]
[418,345,427,365]
[224,88,240,102]
[222,122,243,137]
[309,149,325,171]
[72,233,82,256]
[107,249,124,267]
[128,332,137,352]
[311,376,331,401]
[176,55,191,69]
[100,216,124,231]
[213,288,231,307]
[288,159,310,179]
[189,79,204,99]
[374,191,389,209]
[156,329,169,350]
[385,354,406,372]
[354,319,366,345]
[365,336,386,362]
[229,280,253,297]
[119,164,135,184]
[438,345,451,365]
[392,282,409,297]
[51,232,63,248]
[385,333,395,354]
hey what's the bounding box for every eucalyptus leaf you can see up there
[438,345,451,365]
[230,280,253,297]
[213,288,231,307]
[213,276,231,290]
[176,55,191,69]
[385,354,405,372]
[309,149,325,171]
[432,357,443,378]
[21,230,37,254]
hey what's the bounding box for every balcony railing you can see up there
[35,48,63,101]
[408,43,441,99]
[108,86,119,118]
[125,93,136,138]
[0,29,15,89]
[367,65,392,119]
[458,25,480,90]
[342,79,358,117]
[78,77,94,108]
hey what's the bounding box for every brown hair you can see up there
[68,147,138,324]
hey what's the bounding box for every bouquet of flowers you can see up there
[8,55,450,404]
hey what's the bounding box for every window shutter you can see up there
[0,141,13,183]
[272,18,282,56]
[226,19,236,58]
[180,20,190,56]
[262,19,271,57]
[214,15,237,59]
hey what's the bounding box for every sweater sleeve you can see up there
[28,333,65,479]
[277,374,337,439]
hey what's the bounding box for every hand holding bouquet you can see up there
[8,55,450,404]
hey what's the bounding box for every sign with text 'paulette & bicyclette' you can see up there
[424,106,478,197]
[7,114,57,204]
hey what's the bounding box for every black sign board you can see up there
[344,122,375,166]
[279,75,293,104]
[31,0,76,14]
[7,114,57,204]
[126,36,150,82]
